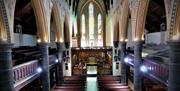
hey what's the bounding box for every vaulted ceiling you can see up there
[14,0,166,35]
[71,0,113,15]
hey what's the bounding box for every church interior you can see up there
[0,0,180,91]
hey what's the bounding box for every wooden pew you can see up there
[54,76,86,91]
[98,76,131,91]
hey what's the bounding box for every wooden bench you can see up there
[98,76,131,91]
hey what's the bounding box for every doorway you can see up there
[87,57,97,76]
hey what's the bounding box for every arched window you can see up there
[81,14,86,47]
[89,3,94,47]
[98,14,102,46]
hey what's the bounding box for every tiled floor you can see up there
[86,77,98,91]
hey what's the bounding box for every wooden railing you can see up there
[13,60,38,82]
[13,54,57,90]
[126,54,169,86]
[143,59,168,85]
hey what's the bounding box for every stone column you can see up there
[56,43,64,86]
[134,41,143,91]
[0,42,14,91]
[39,43,50,91]
[120,42,127,83]
[168,41,180,91]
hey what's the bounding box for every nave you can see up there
[1,0,180,91]
[54,76,131,91]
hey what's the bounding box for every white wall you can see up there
[14,33,36,47]
[145,31,167,45]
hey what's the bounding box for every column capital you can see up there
[0,42,14,91]
[113,41,119,48]
[119,41,126,45]
[56,42,65,51]
[134,41,144,46]
[64,42,70,49]
[38,42,49,46]
[0,42,13,51]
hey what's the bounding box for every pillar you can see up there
[168,41,180,91]
[134,41,143,91]
[120,42,127,83]
[56,43,64,86]
[0,42,14,91]
[39,43,50,91]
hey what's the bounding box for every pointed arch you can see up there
[64,13,70,47]
[119,0,130,42]
[0,0,16,42]
[52,0,64,43]
[113,13,119,43]
[171,1,180,40]
[129,0,150,41]
[31,0,53,43]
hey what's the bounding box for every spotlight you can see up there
[124,57,129,63]
[140,65,148,73]
[37,39,41,43]
[37,67,42,73]
[55,59,59,63]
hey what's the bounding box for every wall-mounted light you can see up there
[55,59,59,63]
[134,38,139,42]
[172,34,180,40]
[37,39,41,43]
[120,38,124,42]
[140,65,148,73]
[37,67,42,73]
[124,57,129,63]
[125,39,128,42]
[0,38,7,42]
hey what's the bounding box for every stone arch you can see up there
[77,0,106,17]
[119,0,130,42]
[77,0,106,47]
[113,12,119,47]
[64,13,70,48]
[128,0,150,41]
[168,0,180,40]
[51,0,64,43]
[0,0,16,43]
[31,0,53,43]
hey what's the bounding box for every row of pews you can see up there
[98,76,131,91]
[53,75,131,91]
[12,46,56,65]
[54,76,86,91]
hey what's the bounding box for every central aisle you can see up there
[86,77,98,91]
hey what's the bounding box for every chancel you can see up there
[0,0,180,91]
